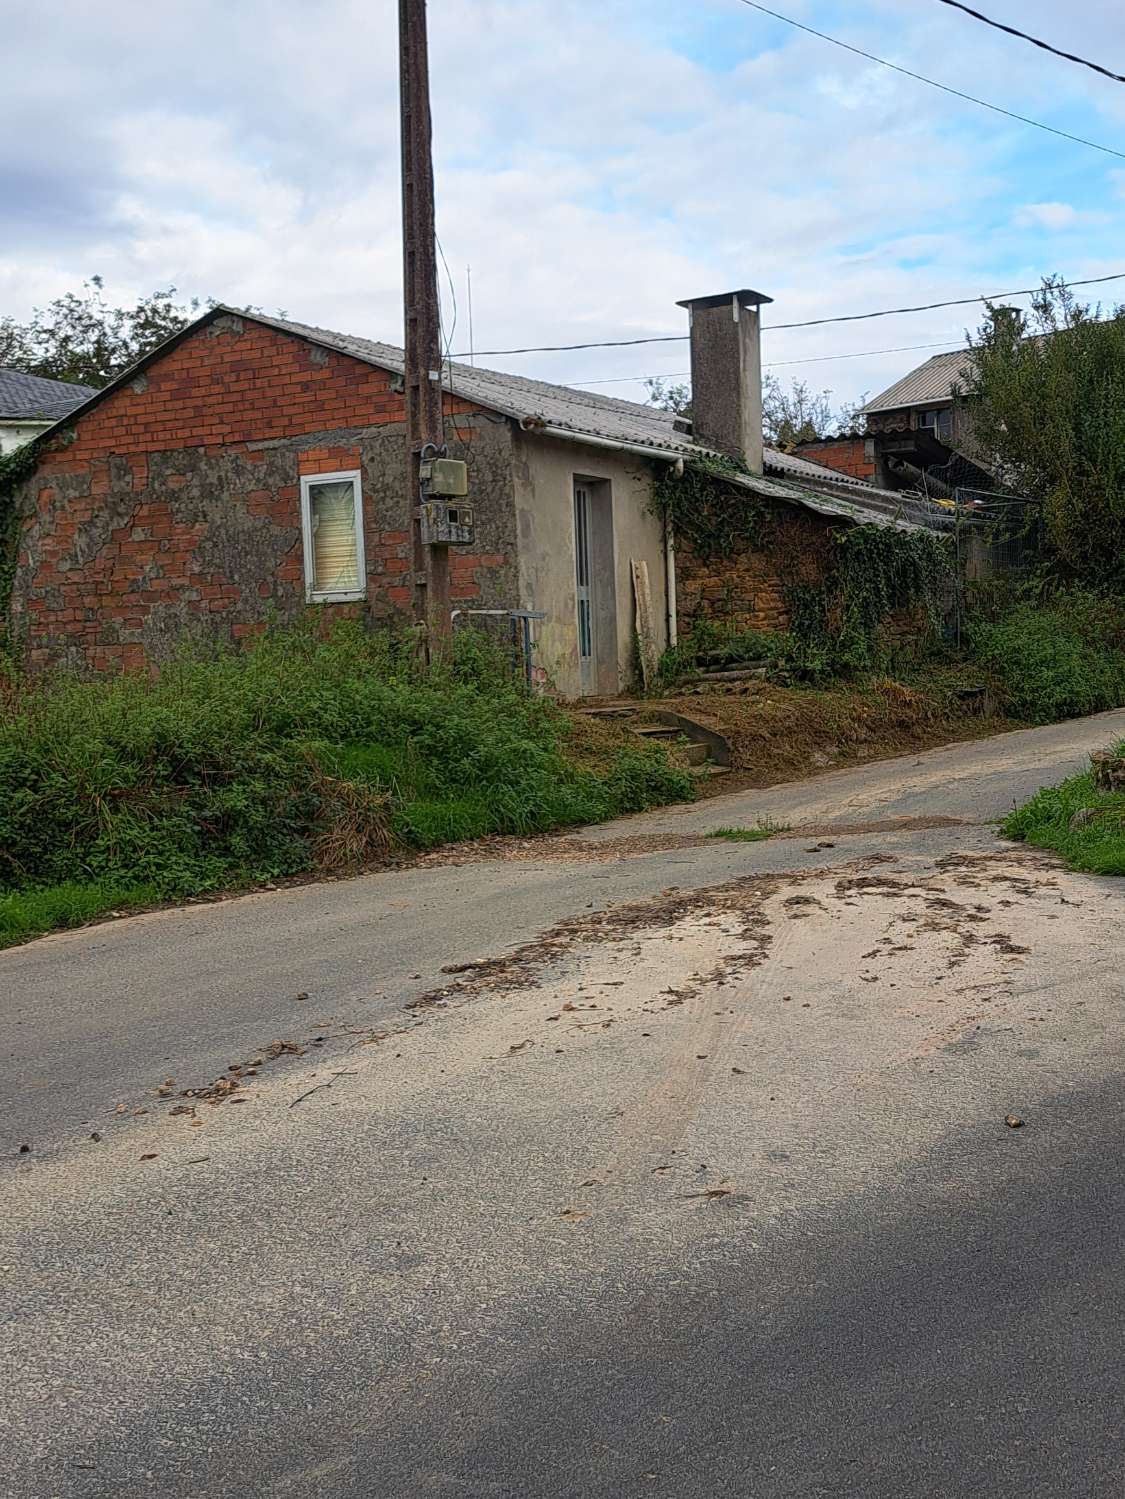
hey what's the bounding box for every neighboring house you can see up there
[7,291,946,694]
[790,433,876,483]
[857,348,996,495]
[0,368,97,456]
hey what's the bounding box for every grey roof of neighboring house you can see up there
[0,367,98,422]
[861,349,977,416]
[240,311,946,532]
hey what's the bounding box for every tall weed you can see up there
[969,590,1125,723]
[0,624,691,924]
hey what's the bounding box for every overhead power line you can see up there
[766,271,1125,329]
[572,339,965,387]
[768,337,960,366]
[732,0,1125,160]
[934,0,1125,86]
[451,270,1125,359]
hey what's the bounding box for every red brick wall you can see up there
[792,437,875,481]
[11,313,517,672]
[39,316,433,455]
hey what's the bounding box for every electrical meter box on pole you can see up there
[419,455,475,545]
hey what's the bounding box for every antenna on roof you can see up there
[467,265,475,366]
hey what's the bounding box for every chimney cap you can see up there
[676,288,774,311]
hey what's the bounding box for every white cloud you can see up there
[2,0,1124,412]
[1013,202,1103,231]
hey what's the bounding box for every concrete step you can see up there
[686,666,768,684]
[649,711,732,769]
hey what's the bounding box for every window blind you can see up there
[309,479,360,594]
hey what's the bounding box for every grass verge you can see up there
[0,880,165,947]
[706,821,788,842]
[1003,743,1125,876]
[0,623,694,949]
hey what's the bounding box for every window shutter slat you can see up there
[309,480,361,593]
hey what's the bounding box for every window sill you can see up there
[306,591,368,605]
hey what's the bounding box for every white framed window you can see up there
[917,408,953,442]
[300,470,366,602]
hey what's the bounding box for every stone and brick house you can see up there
[792,341,1022,498]
[7,289,945,697]
[790,433,875,483]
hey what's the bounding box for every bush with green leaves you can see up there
[968,280,1125,588]
[1004,744,1125,876]
[0,623,692,942]
[969,590,1125,724]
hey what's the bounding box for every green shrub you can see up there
[969,591,1125,723]
[0,623,692,942]
[1004,747,1125,876]
[657,621,790,686]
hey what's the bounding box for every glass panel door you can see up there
[574,482,595,694]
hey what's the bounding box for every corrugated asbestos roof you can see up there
[861,349,977,416]
[38,306,949,534]
[241,312,945,532]
[0,367,97,422]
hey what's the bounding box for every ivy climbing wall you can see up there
[674,501,835,634]
[654,460,954,665]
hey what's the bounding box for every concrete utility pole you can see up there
[399,0,451,652]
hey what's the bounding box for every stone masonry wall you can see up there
[675,499,836,634]
[10,314,519,673]
[677,498,931,650]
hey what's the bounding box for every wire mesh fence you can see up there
[950,488,1040,645]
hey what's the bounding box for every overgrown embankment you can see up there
[1004,742,1125,876]
[968,589,1125,724]
[661,583,1125,727]
[0,626,693,948]
[647,676,1009,786]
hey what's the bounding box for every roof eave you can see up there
[860,396,957,417]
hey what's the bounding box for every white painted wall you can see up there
[0,421,49,456]
[512,429,669,700]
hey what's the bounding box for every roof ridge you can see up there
[242,310,911,497]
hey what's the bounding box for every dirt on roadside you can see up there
[569,678,1014,795]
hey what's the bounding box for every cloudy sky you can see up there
[3,0,1124,410]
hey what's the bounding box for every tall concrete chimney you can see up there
[677,288,773,475]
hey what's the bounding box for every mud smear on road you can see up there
[119,848,1068,1147]
[404,846,1059,1017]
[780,815,967,839]
[411,815,970,867]
[404,845,1070,1073]
[405,860,831,1011]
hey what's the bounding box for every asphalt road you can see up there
[3,708,1125,1497]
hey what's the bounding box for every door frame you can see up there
[573,479,596,695]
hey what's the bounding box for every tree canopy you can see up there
[967,277,1125,588]
[645,374,864,449]
[0,278,203,389]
